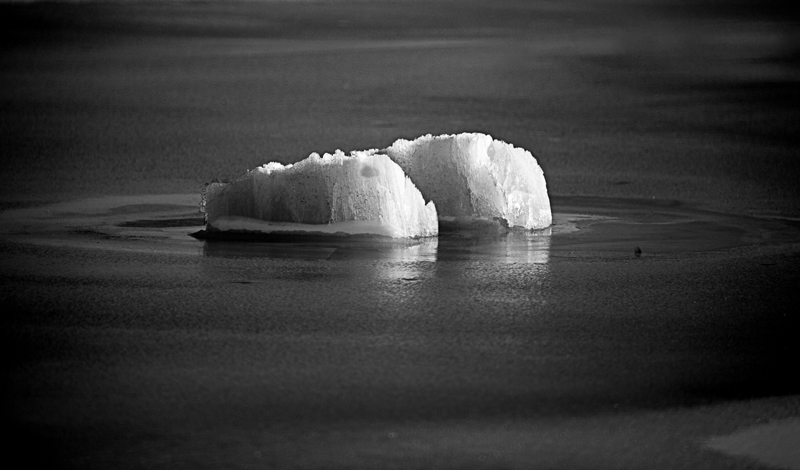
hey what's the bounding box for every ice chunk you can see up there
[386,133,551,230]
[200,133,550,238]
[201,151,438,238]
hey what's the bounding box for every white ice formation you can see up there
[201,151,438,238]
[201,133,551,238]
[386,133,551,230]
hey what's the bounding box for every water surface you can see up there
[2,1,799,468]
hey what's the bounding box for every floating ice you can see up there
[201,151,438,238]
[201,133,550,238]
[386,133,551,230]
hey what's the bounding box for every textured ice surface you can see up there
[202,151,438,238]
[386,133,551,230]
[201,133,550,238]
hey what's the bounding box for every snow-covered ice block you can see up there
[386,133,551,230]
[201,151,438,238]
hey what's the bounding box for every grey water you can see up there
[2,1,800,468]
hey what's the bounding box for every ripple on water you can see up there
[0,194,798,261]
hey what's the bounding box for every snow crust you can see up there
[202,151,438,238]
[386,133,551,230]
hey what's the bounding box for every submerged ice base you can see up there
[202,216,416,238]
[202,152,438,238]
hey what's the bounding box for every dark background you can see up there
[1,2,799,469]
[2,0,799,216]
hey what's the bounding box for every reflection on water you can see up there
[198,228,552,310]
[436,229,551,264]
[201,228,551,264]
[201,237,439,261]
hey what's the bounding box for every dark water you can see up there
[1,1,800,468]
[1,0,799,216]
[2,194,799,469]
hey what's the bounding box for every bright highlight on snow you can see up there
[200,133,550,238]
[202,151,438,238]
[387,133,551,230]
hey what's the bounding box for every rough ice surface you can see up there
[386,133,551,230]
[202,151,438,238]
[201,132,550,238]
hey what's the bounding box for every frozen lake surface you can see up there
[2,194,798,469]
[2,0,799,468]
